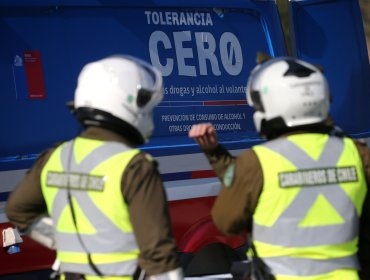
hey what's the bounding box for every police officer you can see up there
[6,55,183,280]
[188,57,370,279]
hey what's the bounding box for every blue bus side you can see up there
[289,0,370,137]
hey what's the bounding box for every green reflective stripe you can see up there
[253,137,358,247]
[263,255,359,276]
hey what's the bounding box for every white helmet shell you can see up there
[246,57,330,133]
[74,55,163,142]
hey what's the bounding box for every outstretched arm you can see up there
[188,122,263,236]
[6,150,50,232]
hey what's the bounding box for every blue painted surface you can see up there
[0,0,285,167]
[289,0,370,137]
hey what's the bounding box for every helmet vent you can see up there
[284,60,315,78]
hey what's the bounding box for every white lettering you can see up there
[162,114,190,122]
[186,13,194,25]
[279,167,358,188]
[149,31,243,77]
[46,172,105,191]
[220,32,243,76]
[145,11,151,24]
[149,31,173,76]
[195,32,221,76]
[152,12,160,24]
[336,167,357,182]
[174,31,196,77]
[172,12,179,25]
[145,11,213,26]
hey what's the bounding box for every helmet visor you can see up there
[120,55,163,108]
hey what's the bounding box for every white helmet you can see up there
[246,57,330,136]
[73,55,163,145]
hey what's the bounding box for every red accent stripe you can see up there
[191,170,217,179]
[23,50,46,99]
[203,100,247,106]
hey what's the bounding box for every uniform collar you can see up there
[79,127,135,147]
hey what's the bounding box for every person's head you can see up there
[246,57,330,139]
[71,55,164,145]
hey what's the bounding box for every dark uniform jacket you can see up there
[204,133,370,279]
[5,127,180,276]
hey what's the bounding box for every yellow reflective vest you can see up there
[252,134,367,280]
[40,137,140,279]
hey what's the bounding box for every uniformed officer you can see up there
[6,55,183,280]
[188,57,370,279]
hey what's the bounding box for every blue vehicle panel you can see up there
[0,4,285,275]
[289,0,370,137]
[0,0,286,160]
[0,0,369,277]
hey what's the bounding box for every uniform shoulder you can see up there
[238,147,260,165]
[352,138,370,158]
[353,138,369,146]
[34,142,64,168]
[240,146,259,157]
[130,151,158,169]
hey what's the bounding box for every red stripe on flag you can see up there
[203,100,247,106]
[191,170,217,179]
